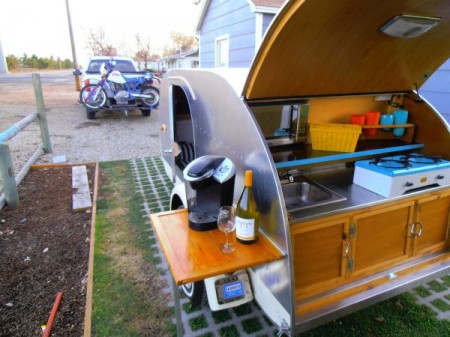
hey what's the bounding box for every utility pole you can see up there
[0,37,8,74]
[65,0,81,91]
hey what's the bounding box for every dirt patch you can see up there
[0,75,160,169]
[0,72,167,336]
[0,165,94,337]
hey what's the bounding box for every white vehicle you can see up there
[79,56,159,119]
[81,56,142,86]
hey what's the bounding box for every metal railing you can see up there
[0,73,52,208]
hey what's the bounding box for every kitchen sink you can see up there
[282,178,346,211]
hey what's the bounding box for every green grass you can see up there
[212,309,232,324]
[183,302,202,314]
[297,293,450,337]
[414,285,433,298]
[189,315,208,331]
[431,299,450,312]
[91,160,175,337]
[219,325,240,337]
[233,303,253,316]
[441,275,450,287]
[427,280,448,293]
[241,317,263,334]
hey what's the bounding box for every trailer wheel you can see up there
[140,109,151,117]
[182,281,206,306]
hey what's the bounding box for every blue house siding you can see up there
[199,0,256,68]
[421,58,450,124]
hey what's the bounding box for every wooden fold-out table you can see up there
[150,209,285,336]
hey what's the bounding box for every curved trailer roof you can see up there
[244,0,450,100]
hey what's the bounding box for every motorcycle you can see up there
[79,61,160,119]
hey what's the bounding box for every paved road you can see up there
[0,70,75,84]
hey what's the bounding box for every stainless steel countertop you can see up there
[287,165,449,223]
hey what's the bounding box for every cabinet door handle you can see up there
[410,222,423,237]
[409,223,416,237]
[344,242,354,272]
[415,221,423,237]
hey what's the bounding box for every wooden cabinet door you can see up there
[413,192,450,256]
[351,201,414,278]
[291,217,349,300]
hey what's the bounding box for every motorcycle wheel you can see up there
[86,108,96,120]
[141,86,159,107]
[80,84,107,109]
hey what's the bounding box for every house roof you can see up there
[250,0,286,10]
[166,49,199,61]
[196,0,285,33]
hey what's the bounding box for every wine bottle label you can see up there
[235,216,256,240]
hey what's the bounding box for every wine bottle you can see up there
[235,170,259,244]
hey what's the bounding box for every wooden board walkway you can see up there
[72,165,92,212]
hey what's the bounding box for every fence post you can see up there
[32,73,52,154]
[0,143,19,207]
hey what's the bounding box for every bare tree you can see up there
[135,35,153,70]
[163,31,198,57]
[86,28,117,56]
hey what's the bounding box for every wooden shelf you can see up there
[359,123,415,143]
[150,209,285,285]
[360,123,414,129]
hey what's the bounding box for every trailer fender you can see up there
[170,182,187,210]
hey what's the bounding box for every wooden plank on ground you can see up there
[72,165,92,212]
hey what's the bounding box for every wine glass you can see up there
[217,206,236,254]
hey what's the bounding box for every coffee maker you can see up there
[183,155,236,231]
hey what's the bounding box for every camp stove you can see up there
[353,153,450,198]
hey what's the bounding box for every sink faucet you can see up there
[279,171,295,183]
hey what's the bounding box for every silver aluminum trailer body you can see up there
[158,0,450,333]
[159,68,294,330]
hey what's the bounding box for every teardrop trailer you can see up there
[150,0,450,334]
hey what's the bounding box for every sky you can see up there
[0,0,201,66]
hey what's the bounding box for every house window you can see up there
[215,35,229,68]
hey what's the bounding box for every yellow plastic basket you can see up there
[310,123,361,152]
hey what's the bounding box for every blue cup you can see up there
[393,110,408,137]
[380,114,394,131]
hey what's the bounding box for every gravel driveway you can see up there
[0,73,161,172]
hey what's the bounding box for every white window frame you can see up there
[255,13,263,53]
[215,34,230,68]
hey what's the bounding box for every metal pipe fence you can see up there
[0,73,52,208]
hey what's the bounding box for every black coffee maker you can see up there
[183,155,235,231]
